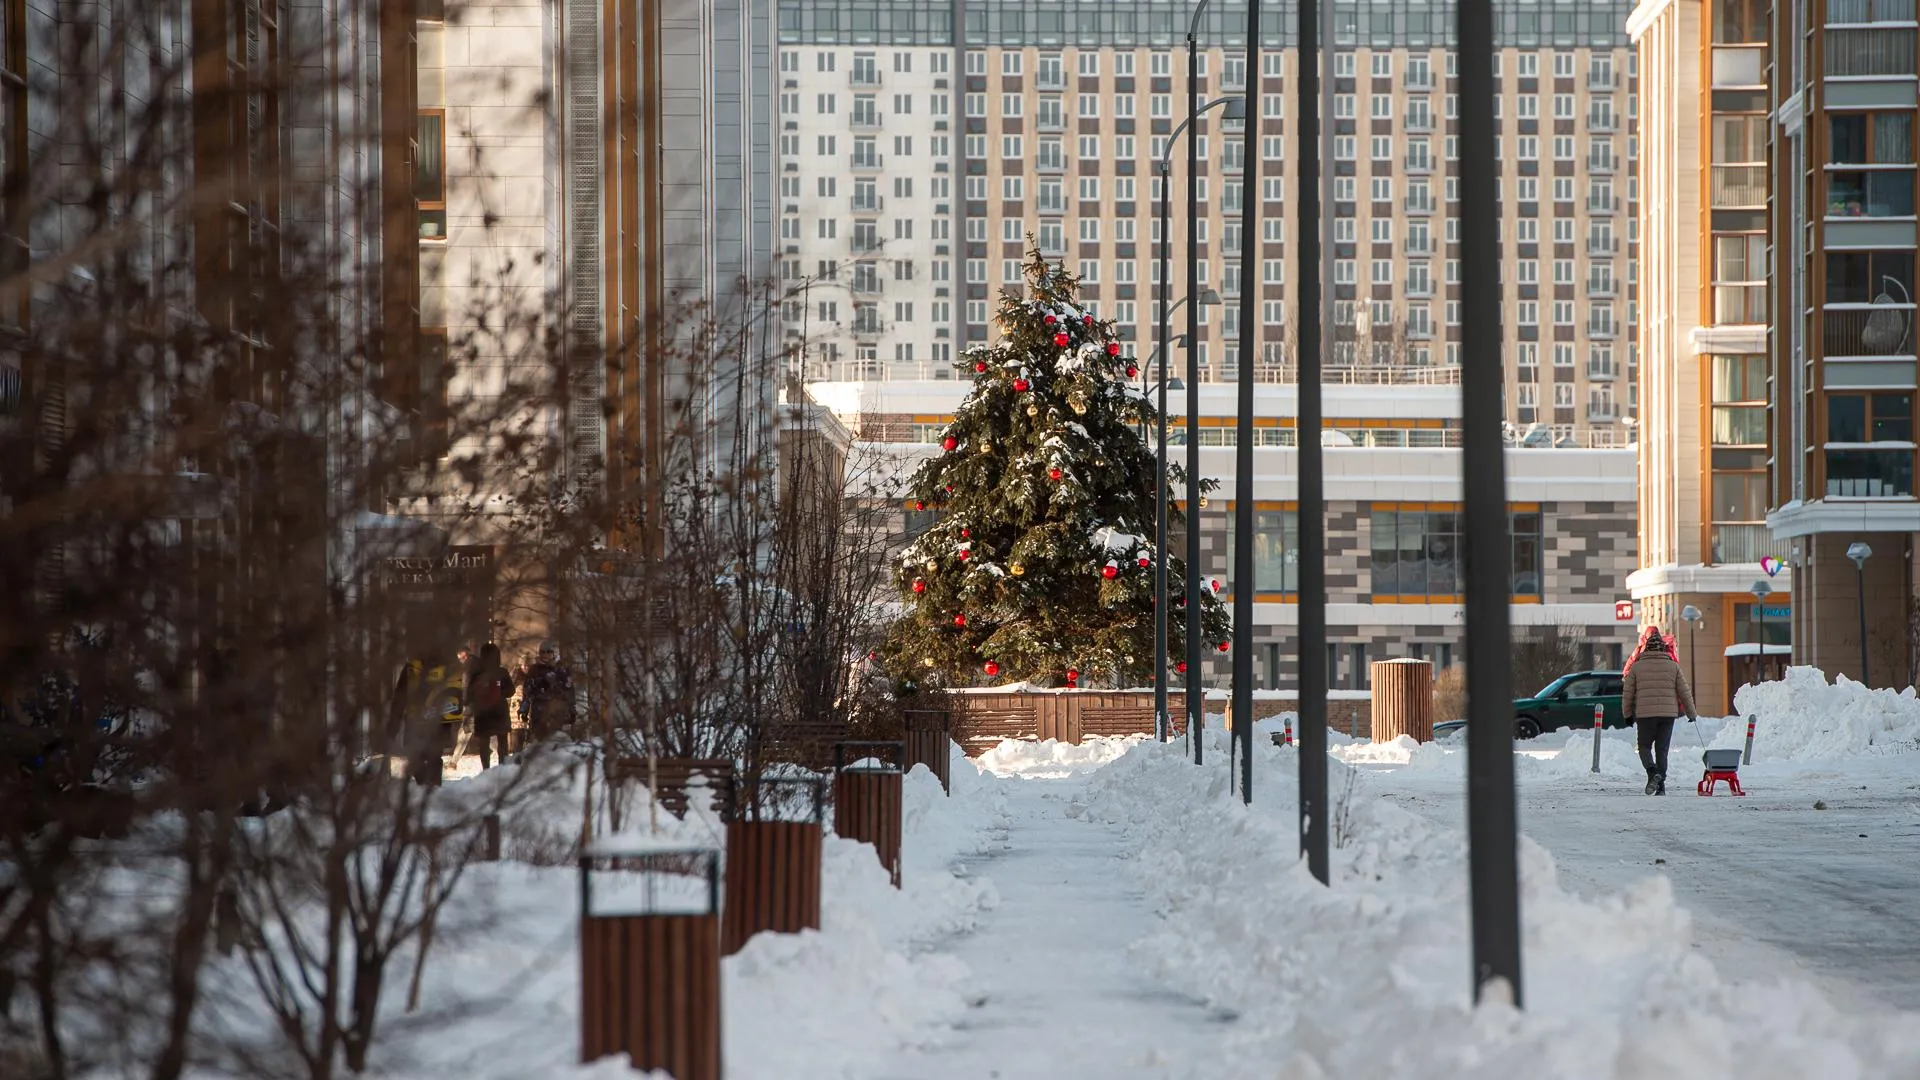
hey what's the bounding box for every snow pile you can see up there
[1520,726,1651,776]
[205,759,1007,1080]
[973,734,1143,778]
[1330,733,1458,773]
[1077,730,1920,1080]
[1729,666,1920,761]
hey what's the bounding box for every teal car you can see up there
[1433,670,1625,741]
[1512,670,1625,739]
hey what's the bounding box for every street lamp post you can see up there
[1848,541,1872,685]
[1680,604,1702,706]
[1749,580,1773,685]
[1160,64,1242,764]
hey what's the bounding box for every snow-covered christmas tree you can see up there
[885,245,1231,688]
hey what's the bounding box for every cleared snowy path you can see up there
[1373,758,1920,1011]
[888,779,1235,1080]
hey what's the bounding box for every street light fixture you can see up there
[1848,541,1872,685]
[1749,579,1773,684]
[1679,604,1703,706]
[1170,0,1241,764]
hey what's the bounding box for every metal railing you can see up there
[1711,164,1767,207]
[1710,524,1773,564]
[1828,0,1917,23]
[1824,304,1916,357]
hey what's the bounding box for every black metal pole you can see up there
[1756,605,1765,683]
[1230,0,1261,805]
[1459,0,1523,1006]
[1185,22,1204,766]
[1857,567,1869,685]
[1295,0,1328,877]
[1156,166,1173,743]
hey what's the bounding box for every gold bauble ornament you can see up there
[1199,496,1210,509]
[1094,458,1106,467]
[1026,404,1040,417]
[925,559,938,571]
[1072,402,1088,415]
[923,657,936,668]
[979,442,992,455]
[1010,562,1026,576]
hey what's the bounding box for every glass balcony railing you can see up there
[1827,448,1914,497]
[1710,524,1773,564]
[1828,0,1917,24]
[1825,28,1919,77]
[1827,170,1916,217]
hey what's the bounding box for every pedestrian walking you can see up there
[519,641,575,739]
[465,643,515,770]
[388,660,443,787]
[1621,627,1698,795]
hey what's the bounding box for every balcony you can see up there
[1588,277,1618,298]
[850,152,884,171]
[1825,28,1919,77]
[1404,154,1433,173]
[850,69,881,88]
[1587,361,1619,381]
[1828,0,1917,24]
[1586,196,1619,214]
[1824,304,1915,356]
[1587,153,1616,174]
[850,194,884,214]
[1710,524,1772,564]
[850,111,883,129]
[1587,320,1618,339]
[1826,169,1916,218]
[1406,72,1436,91]
[1405,277,1434,297]
[1404,111,1435,132]
[1587,237,1620,257]
[1587,69,1619,90]
[1404,195,1436,214]
[1587,112,1617,132]
[1036,70,1066,90]
[1827,447,1914,497]
[1711,164,1767,208]
[1404,237,1435,256]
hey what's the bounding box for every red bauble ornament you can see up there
[1013,378,1031,392]
[941,436,957,451]
[1048,466,1063,480]
[953,614,967,627]
[1126,365,1139,378]
[914,500,925,511]
[1066,668,1080,686]
[1218,641,1230,652]
[984,661,1000,676]
[1044,314,1057,325]
[975,361,988,373]
[1053,332,1070,347]
[1176,661,1188,673]
[1210,578,1222,592]
[1101,562,1119,579]
[912,578,926,593]
[1108,343,1123,357]
[943,485,953,494]
[960,527,970,538]
[1083,315,1094,327]
[1137,555,1150,568]
[958,549,970,561]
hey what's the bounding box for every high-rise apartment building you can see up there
[778,0,1639,443]
[1626,0,1784,711]
[1765,0,1920,685]
[416,0,777,541]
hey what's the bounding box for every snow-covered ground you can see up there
[208,666,1920,1079]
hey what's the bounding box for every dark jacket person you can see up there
[1621,628,1699,795]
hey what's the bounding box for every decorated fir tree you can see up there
[885,245,1231,689]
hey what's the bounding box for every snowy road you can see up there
[1366,750,1920,1011]
[888,781,1235,1080]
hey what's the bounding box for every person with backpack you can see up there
[1621,626,1699,795]
[465,643,515,770]
[518,641,575,739]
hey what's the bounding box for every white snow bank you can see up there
[1076,730,1920,1080]
[972,734,1143,778]
[1730,666,1920,761]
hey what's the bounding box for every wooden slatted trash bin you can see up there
[578,842,722,1080]
[832,741,904,888]
[722,774,826,956]
[1371,657,1435,743]
[901,709,955,793]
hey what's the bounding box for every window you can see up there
[1712,234,1768,324]
[1224,508,1300,595]
[416,110,446,239]
[1078,52,1100,76]
[1002,94,1024,117]
[1827,250,1916,305]
[1369,508,1543,600]
[1002,52,1022,75]
[1828,392,1913,443]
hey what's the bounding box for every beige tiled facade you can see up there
[778,30,1639,445]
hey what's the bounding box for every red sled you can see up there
[1697,748,1746,796]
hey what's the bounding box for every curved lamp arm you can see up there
[1159,95,1247,172]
